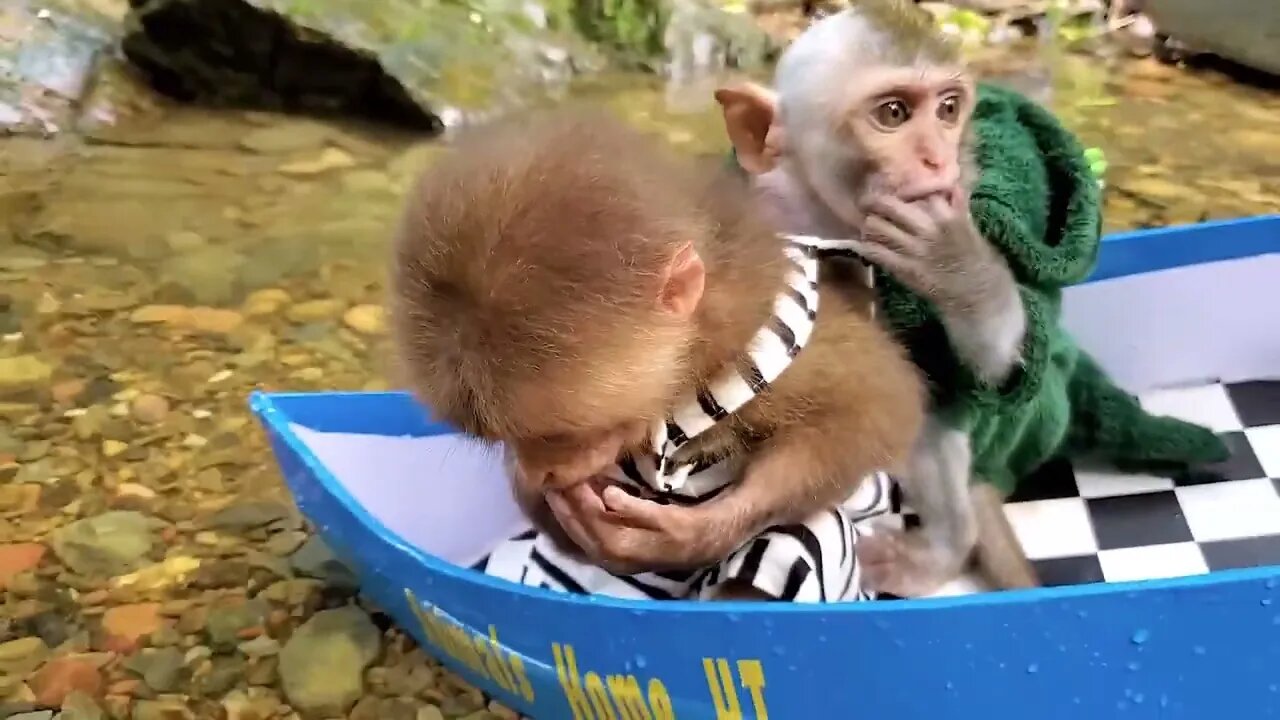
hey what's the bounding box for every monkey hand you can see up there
[855,192,1027,385]
[546,483,744,575]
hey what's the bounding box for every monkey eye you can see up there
[871,100,911,130]
[937,94,962,124]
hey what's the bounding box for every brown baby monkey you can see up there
[715,0,1040,595]
[388,106,927,602]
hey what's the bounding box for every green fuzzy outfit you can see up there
[733,83,1228,495]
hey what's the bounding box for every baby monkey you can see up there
[716,0,1041,595]
[389,107,926,602]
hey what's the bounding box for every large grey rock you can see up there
[120,0,602,130]
[0,1,121,136]
[1147,0,1280,76]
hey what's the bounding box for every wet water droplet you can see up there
[1076,609,1089,619]
[1159,694,1170,708]
[1130,629,1150,644]
[1133,693,1145,704]
[1266,578,1278,589]
[1270,684,1279,693]
[1026,663,1039,674]
[945,681,955,691]
[1192,645,1206,656]
[1127,661,1141,671]
[635,655,648,669]
[727,612,742,623]
[772,645,786,656]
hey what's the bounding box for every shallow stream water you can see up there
[1,35,1279,719]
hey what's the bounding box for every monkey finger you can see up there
[923,193,959,225]
[858,217,926,259]
[843,240,930,288]
[546,491,603,556]
[862,195,936,239]
[601,485,670,531]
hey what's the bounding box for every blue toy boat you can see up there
[250,214,1280,720]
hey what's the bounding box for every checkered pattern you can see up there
[1002,380,1280,586]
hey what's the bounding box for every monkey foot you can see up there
[857,529,966,598]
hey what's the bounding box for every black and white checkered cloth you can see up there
[1003,380,1280,586]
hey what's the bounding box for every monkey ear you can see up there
[658,242,706,318]
[714,82,782,175]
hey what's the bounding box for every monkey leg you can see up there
[969,482,1040,590]
[857,415,978,598]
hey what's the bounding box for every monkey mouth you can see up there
[896,178,960,203]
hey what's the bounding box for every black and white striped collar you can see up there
[645,234,863,493]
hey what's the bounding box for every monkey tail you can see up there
[1064,351,1230,475]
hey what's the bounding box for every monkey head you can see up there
[715,1,975,230]
[388,112,711,494]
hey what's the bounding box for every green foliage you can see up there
[571,0,668,63]
[1084,146,1107,186]
[933,7,990,50]
[1045,0,1100,45]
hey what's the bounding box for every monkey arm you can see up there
[714,422,883,537]
[933,245,1027,387]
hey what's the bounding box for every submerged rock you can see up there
[120,0,601,130]
[279,606,381,717]
[49,511,162,577]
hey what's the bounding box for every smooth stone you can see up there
[197,655,244,698]
[100,603,164,654]
[205,600,268,652]
[124,647,186,693]
[239,123,332,154]
[30,657,103,707]
[59,690,105,720]
[50,511,161,576]
[278,606,381,717]
[0,544,47,590]
[204,501,290,532]
[264,531,306,557]
[341,305,385,335]
[0,637,50,676]
[0,356,53,394]
[277,148,356,176]
[130,394,170,424]
[132,699,194,720]
[285,300,344,324]
[288,537,357,591]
